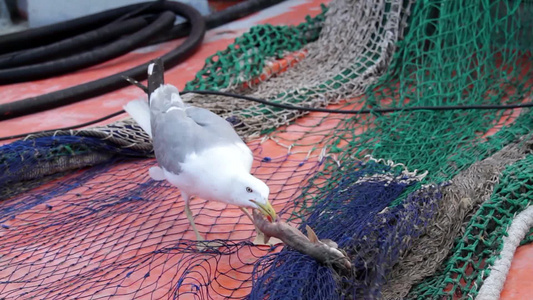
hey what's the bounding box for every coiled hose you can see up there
[0,0,285,121]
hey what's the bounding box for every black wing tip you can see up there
[148,58,165,99]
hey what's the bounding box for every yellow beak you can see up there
[251,200,277,222]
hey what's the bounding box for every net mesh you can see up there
[409,154,533,299]
[1,0,533,299]
[383,132,533,299]
[183,0,412,139]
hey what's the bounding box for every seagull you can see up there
[123,59,277,249]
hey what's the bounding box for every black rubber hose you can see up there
[0,16,152,69]
[0,1,287,82]
[0,2,160,54]
[0,0,287,121]
[0,0,286,56]
[206,0,285,29]
[149,0,285,45]
[0,1,205,121]
[0,11,176,84]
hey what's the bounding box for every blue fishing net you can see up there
[250,161,442,299]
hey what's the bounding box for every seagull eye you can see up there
[246,187,253,193]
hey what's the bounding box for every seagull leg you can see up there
[184,200,204,242]
[183,193,221,250]
[240,207,282,246]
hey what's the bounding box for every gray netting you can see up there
[24,119,153,153]
[182,0,412,139]
[409,153,533,299]
[1,0,533,299]
[382,133,533,299]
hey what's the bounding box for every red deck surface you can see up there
[0,0,531,299]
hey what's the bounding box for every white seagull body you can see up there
[123,63,276,247]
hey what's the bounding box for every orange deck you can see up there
[0,1,532,299]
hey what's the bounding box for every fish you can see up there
[253,210,352,273]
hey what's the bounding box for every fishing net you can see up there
[183,0,411,139]
[382,133,533,299]
[409,154,533,299]
[1,0,533,299]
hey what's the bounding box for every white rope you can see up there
[476,205,533,300]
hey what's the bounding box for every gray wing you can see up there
[185,107,243,143]
[151,106,244,175]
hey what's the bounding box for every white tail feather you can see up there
[123,99,152,138]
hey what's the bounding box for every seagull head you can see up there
[232,174,276,222]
